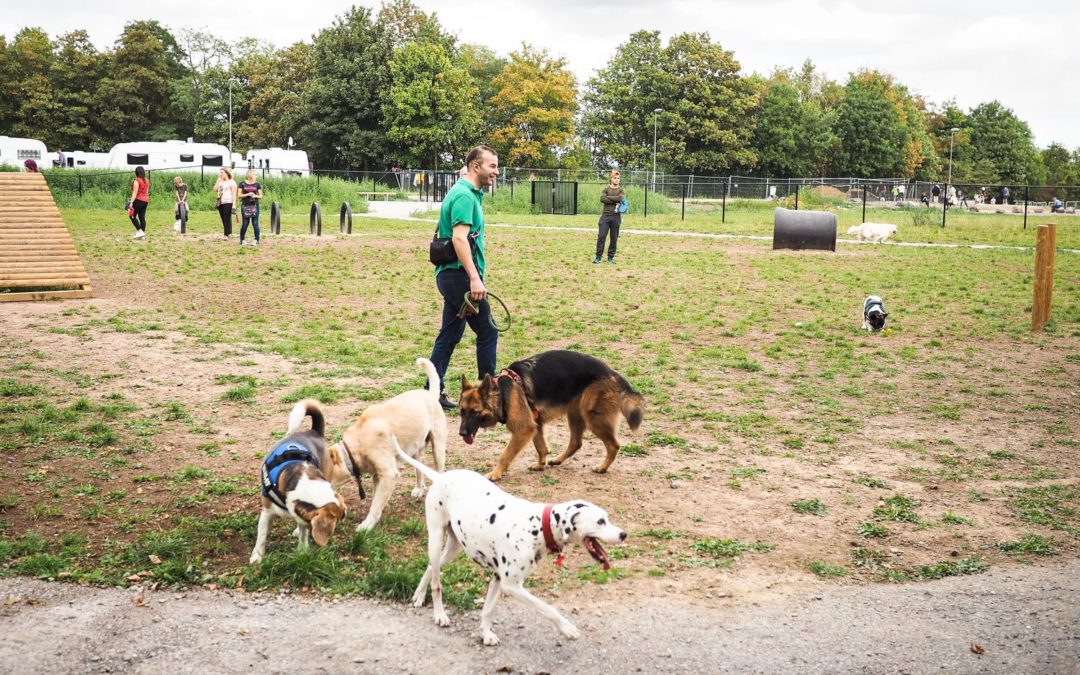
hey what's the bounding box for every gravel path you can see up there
[2,558,1076,674]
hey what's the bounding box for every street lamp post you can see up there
[947,127,960,186]
[652,108,663,194]
[228,79,233,156]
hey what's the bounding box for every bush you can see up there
[42,169,367,214]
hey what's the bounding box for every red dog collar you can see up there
[541,504,566,567]
[499,369,540,421]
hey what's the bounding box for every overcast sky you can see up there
[5,0,1078,151]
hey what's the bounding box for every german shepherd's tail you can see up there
[287,399,326,437]
[393,435,439,482]
[417,357,440,400]
[616,377,645,431]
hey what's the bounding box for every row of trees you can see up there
[2,1,1078,185]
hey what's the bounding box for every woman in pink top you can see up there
[214,167,238,239]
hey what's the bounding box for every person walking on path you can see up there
[595,170,626,264]
[428,145,500,410]
[213,168,237,240]
[128,166,150,240]
[238,170,263,246]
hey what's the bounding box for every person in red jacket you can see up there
[128,166,150,240]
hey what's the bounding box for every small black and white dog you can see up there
[862,295,888,331]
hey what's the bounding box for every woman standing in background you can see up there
[214,168,237,240]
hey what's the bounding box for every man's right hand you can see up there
[469,276,487,302]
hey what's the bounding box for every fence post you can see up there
[1024,186,1029,229]
[862,183,867,223]
[722,179,727,224]
[681,184,687,221]
[941,185,948,228]
[1031,223,1057,331]
[644,182,649,218]
[794,185,799,211]
[78,174,82,198]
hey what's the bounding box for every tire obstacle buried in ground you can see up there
[177,201,189,234]
[309,202,322,236]
[340,202,352,234]
[772,207,837,251]
[270,201,281,234]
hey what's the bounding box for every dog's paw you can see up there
[591,465,609,474]
[434,611,451,627]
[559,620,580,640]
[546,458,563,466]
[249,553,263,565]
[291,526,301,538]
[485,470,504,482]
[482,631,500,646]
[410,486,425,499]
[527,462,546,472]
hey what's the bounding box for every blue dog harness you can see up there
[260,440,320,509]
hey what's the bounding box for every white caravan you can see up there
[0,136,48,169]
[63,151,111,169]
[245,148,310,177]
[105,140,232,171]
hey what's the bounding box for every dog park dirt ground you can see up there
[1,221,1078,671]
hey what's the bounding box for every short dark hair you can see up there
[134,166,145,179]
[465,145,497,169]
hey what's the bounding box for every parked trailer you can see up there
[245,148,311,177]
[105,140,232,171]
[0,136,48,169]
[63,151,111,169]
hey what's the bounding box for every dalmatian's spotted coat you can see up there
[396,440,627,646]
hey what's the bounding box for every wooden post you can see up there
[1032,223,1057,331]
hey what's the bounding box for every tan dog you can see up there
[332,358,448,530]
[457,350,644,481]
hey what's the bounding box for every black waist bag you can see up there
[429,230,457,265]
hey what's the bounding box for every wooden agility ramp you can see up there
[0,172,92,302]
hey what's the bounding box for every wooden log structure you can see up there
[0,172,93,302]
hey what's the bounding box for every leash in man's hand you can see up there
[457,291,512,333]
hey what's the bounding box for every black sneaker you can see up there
[438,393,458,410]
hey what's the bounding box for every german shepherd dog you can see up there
[458,350,644,481]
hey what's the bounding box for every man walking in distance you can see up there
[429,146,500,410]
[595,170,625,263]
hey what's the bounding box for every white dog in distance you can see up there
[847,222,898,243]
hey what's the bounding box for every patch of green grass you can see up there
[731,467,766,480]
[1007,484,1078,533]
[162,402,192,422]
[638,528,687,540]
[792,498,827,516]
[646,432,689,448]
[873,494,920,523]
[280,384,341,404]
[690,538,772,559]
[856,522,889,538]
[856,476,892,489]
[0,379,46,397]
[941,511,973,526]
[222,384,257,403]
[915,556,986,580]
[808,560,848,578]
[174,466,214,483]
[997,533,1057,556]
[620,443,649,457]
[248,546,340,589]
[851,546,890,571]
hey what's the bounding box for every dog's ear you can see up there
[310,500,345,546]
[461,374,473,391]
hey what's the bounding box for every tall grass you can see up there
[42,169,367,213]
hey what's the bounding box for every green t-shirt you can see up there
[435,178,486,277]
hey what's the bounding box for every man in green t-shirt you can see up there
[429,145,500,410]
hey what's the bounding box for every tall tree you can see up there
[458,43,506,143]
[966,101,1043,184]
[383,31,480,168]
[580,30,667,169]
[94,21,181,142]
[830,70,909,177]
[301,7,393,169]
[51,30,106,151]
[751,78,835,177]
[238,42,314,151]
[659,33,757,174]
[487,44,577,168]
[2,28,57,144]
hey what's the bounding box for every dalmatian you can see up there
[395,438,627,646]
